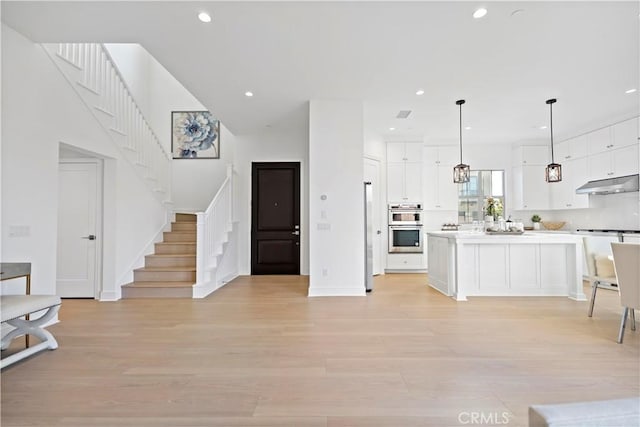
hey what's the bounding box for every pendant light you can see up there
[453,99,470,183]
[544,98,562,183]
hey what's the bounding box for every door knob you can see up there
[82,235,96,240]
[377,230,382,235]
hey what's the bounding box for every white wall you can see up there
[234,127,309,276]
[1,25,167,298]
[106,44,234,212]
[309,100,365,296]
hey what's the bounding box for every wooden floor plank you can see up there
[1,274,638,427]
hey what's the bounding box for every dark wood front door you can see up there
[251,162,301,275]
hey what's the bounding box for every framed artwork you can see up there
[171,111,220,159]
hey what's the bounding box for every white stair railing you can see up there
[43,43,171,204]
[194,164,235,298]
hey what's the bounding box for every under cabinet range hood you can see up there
[575,174,639,195]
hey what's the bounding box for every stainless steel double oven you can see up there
[388,203,423,253]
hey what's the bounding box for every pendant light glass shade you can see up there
[545,98,562,183]
[453,99,470,183]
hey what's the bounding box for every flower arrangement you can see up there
[531,214,541,223]
[485,197,503,218]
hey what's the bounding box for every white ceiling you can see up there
[2,1,639,144]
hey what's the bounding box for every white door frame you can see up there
[58,158,104,299]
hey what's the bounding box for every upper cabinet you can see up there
[512,145,549,166]
[588,145,639,181]
[587,118,639,181]
[554,135,588,161]
[423,146,459,210]
[387,142,423,202]
[512,164,550,210]
[586,127,612,155]
[423,146,458,166]
[612,118,639,150]
[387,142,423,163]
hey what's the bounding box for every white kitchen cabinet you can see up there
[550,157,589,209]
[427,235,451,295]
[588,144,639,181]
[511,165,550,210]
[424,146,458,166]
[587,127,613,155]
[387,142,423,202]
[554,135,588,161]
[611,118,638,150]
[386,253,425,271]
[512,145,549,166]
[423,150,459,210]
[387,162,423,202]
[427,232,584,300]
[387,142,422,162]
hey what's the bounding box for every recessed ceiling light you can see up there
[625,88,637,94]
[465,126,472,130]
[511,9,524,17]
[245,91,254,97]
[473,8,488,19]
[198,12,212,23]
[539,125,548,130]
[416,89,425,96]
[389,127,396,131]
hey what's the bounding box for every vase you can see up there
[533,222,540,230]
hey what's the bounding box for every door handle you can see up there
[377,230,382,235]
[82,235,96,240]
[291,231,300,236]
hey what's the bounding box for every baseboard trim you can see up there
[308,287,366,297]
[99,291,119,301]
[192,271,239,299]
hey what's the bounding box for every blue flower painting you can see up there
[172,111,220,159]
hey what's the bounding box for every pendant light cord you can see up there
[459,103,462,163]
[546,98,557,163]
[549,101,554,163]
[458,101,464,164]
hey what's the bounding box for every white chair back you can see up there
[611,243,640,310]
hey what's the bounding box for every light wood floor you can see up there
[1,274,638,427]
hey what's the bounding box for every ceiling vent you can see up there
[396,110,412,119]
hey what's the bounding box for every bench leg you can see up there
[1,304,60,368]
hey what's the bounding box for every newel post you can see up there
[195,212,205,285]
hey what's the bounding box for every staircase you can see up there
[122,214,197,298]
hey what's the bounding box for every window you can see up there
[458,170,505,223]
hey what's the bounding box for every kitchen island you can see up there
[427,231,586,301]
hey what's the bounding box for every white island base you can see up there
[427,232,586,301]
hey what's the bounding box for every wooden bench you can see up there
[1,295,61,369]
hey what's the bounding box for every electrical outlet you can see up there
[322,268,328,277]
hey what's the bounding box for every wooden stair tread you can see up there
[123,281,194,288]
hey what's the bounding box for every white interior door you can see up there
[364,158,383,275]
[57,162,100,298]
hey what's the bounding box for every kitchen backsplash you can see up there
[513,192,640,230]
